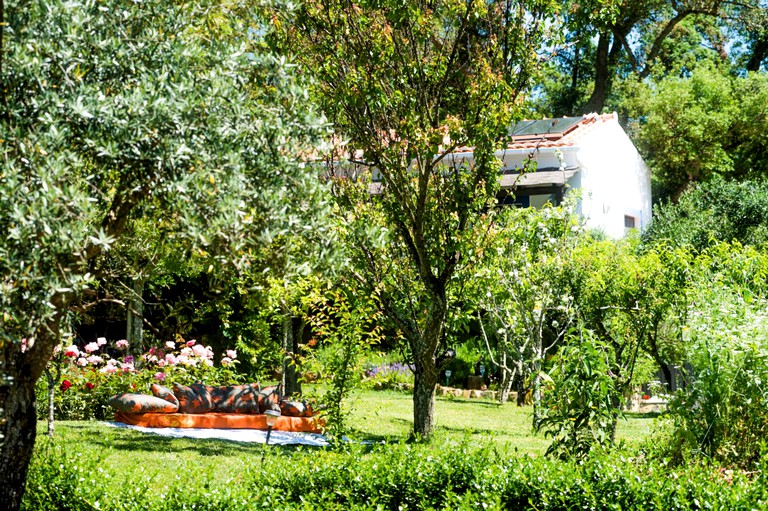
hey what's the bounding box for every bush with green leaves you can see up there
[35,337,247,421]
[664,288,768,468]
[643,177,768,251]
[24,436,768,510]
[537,328,620,460]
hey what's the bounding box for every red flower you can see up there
[131,383,137,389]
[64,350,77,358]
[642,394,650,400]
[60,380,72,392]
[84,382,95,390]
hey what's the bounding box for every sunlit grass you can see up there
[346,390,656,455]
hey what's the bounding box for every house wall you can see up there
[490,115,651,238]
[575,116,652,238]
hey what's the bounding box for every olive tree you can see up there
[0,0,326,507]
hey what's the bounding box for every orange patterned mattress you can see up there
[114,411,325,433]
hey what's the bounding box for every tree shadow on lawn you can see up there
[436,397,504,409]
[64,424,323,457]
[623,411,662,420]
[346,417,412,445]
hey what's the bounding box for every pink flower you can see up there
[115,339,129,350]
[53,344,62,355]
[192,344,207,358]
[84,342,99,354]
[64,345,79,358]
[186,340,196,347]
[164,354,177,366]
[226,350,237,360]
[221,357,233,366]
[122,362,135,373]
[157,359,167,368]
[154,372,166,382]
[165,340,175,349]
[76,357,88,367]
[123,355,134,364]
[204,358,213,367]
[96,337,107,346]
[20,338,28,353]
[100,365,118,374]
[148,347,157,355]
[87,355,103,365]
[180,347,193,356]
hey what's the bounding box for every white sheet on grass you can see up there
[105,421,328,446]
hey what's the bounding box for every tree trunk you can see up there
[410,297,446,439]
[582,32,611,114]
[498,351,513,405]
[0,349,43,511]
[412,367,437,439]
[499,369,513,405]
[282,315,303,397]
[126,278,144,354]
[44,362,61,438]
[746,37,768,72]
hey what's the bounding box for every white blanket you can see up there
[105,421,328,446]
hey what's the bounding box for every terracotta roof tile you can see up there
[505,113,616,150]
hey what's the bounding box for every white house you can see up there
[348,112,651,237]
[450,112,652,237]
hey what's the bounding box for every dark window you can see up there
[624,215,636,229]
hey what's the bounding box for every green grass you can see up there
[33,388,657,497]
[346,390,655,454]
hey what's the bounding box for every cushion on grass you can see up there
[210,383,261,414]
[150,384,179,408]
[173,382,213,414]
[279,400,315,417]
[114,411,326,432]
[258,384,282,413]
[108,393,179,413]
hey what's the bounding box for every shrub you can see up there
[24,438,768,510]
[536,329,619,460]
[663,288,768,468]
[36,337,246,421]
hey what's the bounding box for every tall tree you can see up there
[277,0,559,438]
[628,68,768,201]
[0,0,326,507]
[535,0,736,116]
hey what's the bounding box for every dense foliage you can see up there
[0,0,326,507]
[24,437,768,510]
[643,177,768,250]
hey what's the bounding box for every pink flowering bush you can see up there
[35,336,245,421]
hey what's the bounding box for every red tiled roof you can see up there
[325,113,618,162]
[505,112,616,150]
[451,112,617,153]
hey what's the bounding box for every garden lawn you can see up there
[31,392,764,510]
[346,390,655,453]
[30,389,657,498]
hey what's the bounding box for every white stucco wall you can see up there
[488,114,651,238]
[575,115,652,238]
